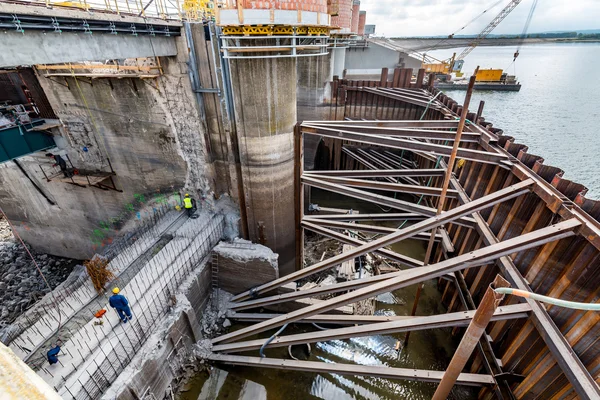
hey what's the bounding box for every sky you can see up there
[359,0,600,37]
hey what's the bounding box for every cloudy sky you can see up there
[359,0,600,37]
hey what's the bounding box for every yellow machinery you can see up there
[183,0,215,20]
[475,69,503,82]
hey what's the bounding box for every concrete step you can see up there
[198,368,228,400]
[238,380,267,400]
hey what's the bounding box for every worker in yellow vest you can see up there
[183,193,197,218]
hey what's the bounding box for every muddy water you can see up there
[178,189,476,400]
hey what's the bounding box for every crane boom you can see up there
[456,0,523,61]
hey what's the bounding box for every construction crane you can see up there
[451,0,524,72]
[422,0,524,76]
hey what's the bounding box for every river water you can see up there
[428,43,600,197]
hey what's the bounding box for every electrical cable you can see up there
[0,208,63,344]
[259,323,288,358]
[494,288,600,311]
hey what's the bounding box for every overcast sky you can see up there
[359,0,600,37]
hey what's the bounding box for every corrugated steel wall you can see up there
[326,68,600,398]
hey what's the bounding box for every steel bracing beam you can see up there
[305,169,446,178]
[232,179,534,303]
[306,212,425,221]
[302,124,509,165]
[214,304,531,353]
[304,120,460,128]
[215,217,578,344]
[208,354,495,386]
[301,221,424,268]
[303,174,460,198]
[448,177,600,399]
[302,175,475,227]
[303,123,480,142]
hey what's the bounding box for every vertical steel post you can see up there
[405,70,479,347]
[432,274,509,400]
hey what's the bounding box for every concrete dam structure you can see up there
[0,1,599,399]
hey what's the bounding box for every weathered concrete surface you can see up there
[297,53,332,171]
[331,46,347,78]
[0,35,212,259]
[0,32,177,68]
[345,42,421,75]
[213,239,278,295]
[229,53,297,275]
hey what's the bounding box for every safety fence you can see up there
[59,214,224,399]
[2,0,217,21]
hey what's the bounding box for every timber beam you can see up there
[208,354,496,386]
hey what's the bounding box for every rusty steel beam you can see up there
[304,169,446,178]
[301,221,424,268]
[305,119,460,128]
[231,179,534,304]
[305,212,425,221]
[215,303,531,353]
[341,147,398,184]
[302,217,454,253]
[301,125,509,165]
[215,218,577,344]
[302,123,480,142]
[448,177,600,399]
[305,120,460,128]
[433,275,510,400]
[208,354,495,386]
[302,175,475,227]
[303,175,460,198]
[303,217,443,240]
[361,87,444,109]
[229,312,419,324]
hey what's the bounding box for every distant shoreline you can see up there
[385,37,600,52]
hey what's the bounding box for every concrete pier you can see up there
[229,56,298,275]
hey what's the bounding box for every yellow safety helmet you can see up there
[112,287,120,294]
[185,193,190,197]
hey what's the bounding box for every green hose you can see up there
[495,288,600,311]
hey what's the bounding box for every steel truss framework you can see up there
[209,87,600,399]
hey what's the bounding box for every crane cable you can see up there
[0,208,63,344]
[494,288,600,311]
[422,0,504,54]
[506,0,539,73]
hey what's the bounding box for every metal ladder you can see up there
[211,252,219,309]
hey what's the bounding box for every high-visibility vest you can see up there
[183,197,193,209]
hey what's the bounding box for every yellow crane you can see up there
[422,0,528,80]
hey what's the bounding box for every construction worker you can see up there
[109,287,132,323]
[46,343,61,365]
[47,153,70,177]
[183,193,197,218]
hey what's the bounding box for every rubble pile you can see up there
[0,217,76,327]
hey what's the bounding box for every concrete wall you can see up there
[344,43,421,75]
[0,35,212,259]
[228,53,297,276]
[0,32,177,68]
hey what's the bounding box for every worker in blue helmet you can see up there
[109,287,132,323]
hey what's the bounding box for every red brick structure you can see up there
[358,10,366,35]
[240,0,328,12]
[330,0,353,31]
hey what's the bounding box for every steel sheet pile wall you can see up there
[325,68,600,398]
